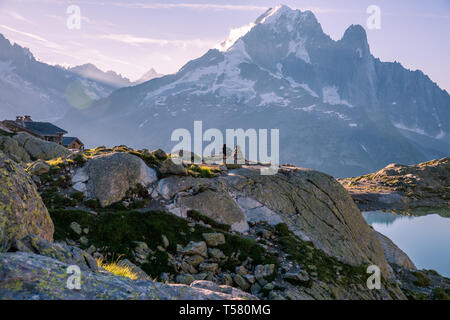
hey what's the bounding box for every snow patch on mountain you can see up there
[294,104,316,112]
[322,86,353,107]
[259,92,289,106]
[285,78,318,97]
[144,39,257,104]
[287,39,310,63]
[217,22,256,52]
[393,122,426,135]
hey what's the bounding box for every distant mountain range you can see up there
[1,5,449,176]
[67,64,163,88]
[0,33,162,121]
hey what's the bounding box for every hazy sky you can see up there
[0,0,449,91]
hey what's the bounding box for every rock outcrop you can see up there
[150,165,389,277]
[339,158,450,211]
[375,231,416,270]
[3,144,449,300]
[12,132,71,161]
[221,167,391,276]
[73,152,158,206]
[12,235,98,272]
[0,152,54,251]
[160,166,389,275]
[0,252,256,300]
[0,135,30,162]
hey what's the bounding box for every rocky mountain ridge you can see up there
[339,157,450,211]
[59,5,450,177]
[0,34,162,121]
[67,64,163,88]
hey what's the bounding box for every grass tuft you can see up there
[96,257,139,280]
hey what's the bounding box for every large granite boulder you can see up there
[177,190,249,232]
[0,252,257,300]
[12,132,71,161]
[375,231,416,269]
[0,136,30,163]
[162,166,391,277]
[157,176,211,200]
[0,152,54,251]
[75,153,158,207]
[224,167,391,276]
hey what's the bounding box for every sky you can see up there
[0,0,449,91]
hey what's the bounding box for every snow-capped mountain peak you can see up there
[217,5,318,53]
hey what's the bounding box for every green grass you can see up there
[50,209,277,280]
[433,287,450,300]
[41,187,77,209]
[187,164,219,178]
[273,223,369,286]
[96,257,139,280]
[412,271,431,287]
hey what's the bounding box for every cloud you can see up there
[0,24,62,49]
[0,9,32,23]
[216,22,255,51]
[78,1,267,11]
[97,33,215,48]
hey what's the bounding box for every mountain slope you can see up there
[67,63,133,89]
[60,5,450,176]
[0,34,125,121]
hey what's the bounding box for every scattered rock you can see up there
[198,263,219,273]
[208,248,225,261]
[283,269,310,285]
[202,233,226,247]
[186,255,204,266]
[161,235,169,248]
[176,274,196,285]
[235,266,248,276]
[79,236,89,246]
[159,158,187,176]
[244,274,256,284]
[183,241,207,258]
[233,274,250,291]
[69,222,82,235]
[254,264,275,279]
[72,167,89,184]
[133,241,151,264]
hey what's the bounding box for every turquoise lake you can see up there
[362,210,450,278]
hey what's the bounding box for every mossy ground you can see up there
[433,287,450,300]
[273,223,371,287]
[50,209,277,280]
[187,165,220,178]
[411,271,431,287]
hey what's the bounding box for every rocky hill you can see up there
[339,158,450,211]
[1,133,449,300]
